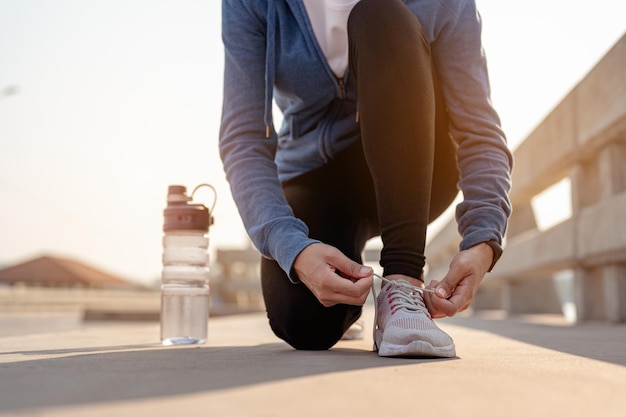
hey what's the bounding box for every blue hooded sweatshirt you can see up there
[220,0,513,281]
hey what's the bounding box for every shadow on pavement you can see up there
[0,344,160,356]
[448,315,626,367]
[0,343,453,412]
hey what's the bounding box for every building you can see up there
[0,255,137,289]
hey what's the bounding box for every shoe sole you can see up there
[377,340,456,358]
[375,329,456,358]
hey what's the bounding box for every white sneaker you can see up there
[374,279,456,357]
[341,318,365,340]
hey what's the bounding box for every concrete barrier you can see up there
[426,33,626,323]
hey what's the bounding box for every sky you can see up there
[0,0,624,286]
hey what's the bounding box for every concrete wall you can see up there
[426,34,626,323]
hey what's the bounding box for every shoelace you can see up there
[378,276,428,311]
[374,274,435,295]
[372,273,432,317]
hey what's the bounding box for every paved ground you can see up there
[1,308,625,417]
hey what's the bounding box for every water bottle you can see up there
[161,184,216,345]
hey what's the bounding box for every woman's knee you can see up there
[268,315,348,350]
[266,302,362,351]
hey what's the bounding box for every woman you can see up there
[219,0,512,357]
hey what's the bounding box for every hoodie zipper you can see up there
[337,77,346,99]
[338,75,359,122]
[300,0,346,100]
[298,1,352,161]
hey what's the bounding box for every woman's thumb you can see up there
[343,260,372,279]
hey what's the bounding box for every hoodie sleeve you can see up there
[220,0,319,282]
[431,0,513,255]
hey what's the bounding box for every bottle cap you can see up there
[163,185,211,231]
[167,185,192,204]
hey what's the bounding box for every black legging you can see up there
[261,0,459,350]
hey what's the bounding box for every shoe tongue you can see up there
[389,280,426,308]
[396,279,424,295]
[395,279,415,288]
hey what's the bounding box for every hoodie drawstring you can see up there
[264,0,276,138]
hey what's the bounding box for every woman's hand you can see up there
[293,243,373,307]
[423,243,493,318]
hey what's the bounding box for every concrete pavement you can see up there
[1,308,625,417]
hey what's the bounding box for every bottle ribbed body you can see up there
[160,230,210,345]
